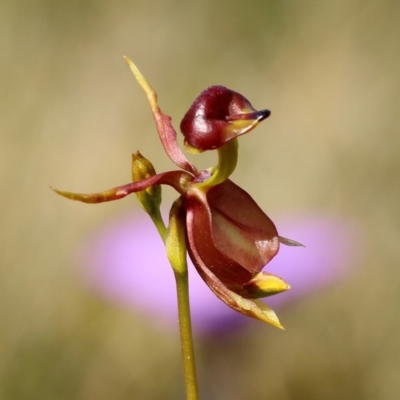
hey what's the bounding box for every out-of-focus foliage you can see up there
[1,0,399,399]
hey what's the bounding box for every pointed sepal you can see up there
[279,236,305,247]
[51,170,193,203]
[241,272,290,299]
[124,57,196,174]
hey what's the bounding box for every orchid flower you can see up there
[53,58,303,329]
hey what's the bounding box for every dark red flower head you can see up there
[180,85,270,151]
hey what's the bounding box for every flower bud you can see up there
[132,151,162,215]
[180,85,270,151]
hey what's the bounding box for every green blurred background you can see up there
[1,0,399,399]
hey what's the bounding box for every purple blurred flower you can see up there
[76,211,360,335]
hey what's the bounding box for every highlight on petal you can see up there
[76,211,361,335]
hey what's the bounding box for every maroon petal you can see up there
[185,213,284,328]
[186,180,279,292]
[180,86,270,151]
[186,187,252,292]
[207,180,279,272]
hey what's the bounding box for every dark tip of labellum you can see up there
[256,109,271,121]
[228,109,271,122]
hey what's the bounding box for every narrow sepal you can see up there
[51,170,192,203]
[279,236,305,247]
[124,57,196,174]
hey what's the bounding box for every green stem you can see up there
[194,138,238,189]
[174,270,199,400]
[149,207,167,240]
[149,200,199,400]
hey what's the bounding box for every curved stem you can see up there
[194,138,238,189]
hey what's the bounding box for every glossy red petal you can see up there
[186,188,252,292]
[186,229,284,328]
[180,86,270,151]
[207,180,279,273]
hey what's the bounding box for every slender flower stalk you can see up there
[175,271,198,400]
[52,57,304,399]
[154,197,199,399]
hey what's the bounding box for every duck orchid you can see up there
[53,58,302,329]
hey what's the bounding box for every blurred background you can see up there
[1,0,399,399]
